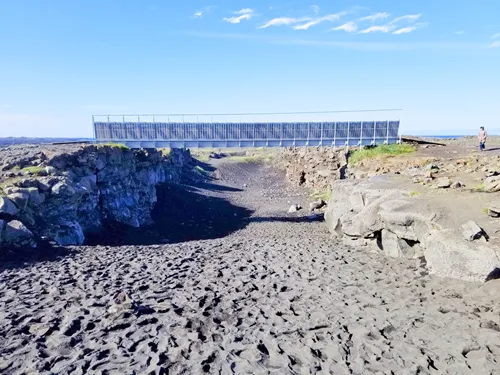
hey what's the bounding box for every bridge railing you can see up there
[93,120,400,148]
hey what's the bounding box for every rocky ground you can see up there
[1,160,500,374]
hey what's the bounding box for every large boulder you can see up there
[0,196,19,217]
[424,230,500,282]
[3,220,36,248]
[483,176,500,192]
[325,178,500,282]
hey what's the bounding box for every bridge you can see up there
[92,110,401,148]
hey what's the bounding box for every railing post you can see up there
[386,120,389,144]
[320,121,323,146]
[333,122,337,147]
[153,115,157,141]
[360,121,363,148]
[138,115,142,140]
[306,121,311,146]
[347,121,350,146]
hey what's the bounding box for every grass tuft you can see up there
[348,144,416,166]
[409,190,420,197]
[472,183,485,192]
[310,190,331,202]
[22,166,45,175]
[99,142,130,151]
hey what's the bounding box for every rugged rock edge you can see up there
[324,178,500,282]
[0,145,193,249]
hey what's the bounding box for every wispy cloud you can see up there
[259,17,311,29]
[492,33,500,39]
[234,8,253,15]
[293,12,346,30]
[359,12,390,22]
[193,6,212,18]
[389,14,421,24]
[331,22,357,33]
[490,41,500,48]
[311,5,320,15]
[224,9,254,24]
[393,23,427,34]
[359,25,395,34]
[393,26,417,34]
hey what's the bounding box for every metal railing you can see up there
[92,111,401,148]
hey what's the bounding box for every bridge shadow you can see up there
[85,182,254,246]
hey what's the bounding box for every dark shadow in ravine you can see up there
[0,242,78,272]
[85,182,254,246]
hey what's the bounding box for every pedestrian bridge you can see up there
[92,112,401,148]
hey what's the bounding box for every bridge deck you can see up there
[93,120,400,148]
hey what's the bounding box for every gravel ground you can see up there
[1,161,500,374]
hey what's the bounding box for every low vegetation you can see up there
[310,190,331,202]
[472,183,485,192]
[348,144,416,166]
[21,166,45,175]
[99,142,130,151]
[409,190,420,197]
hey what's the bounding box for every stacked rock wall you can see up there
[0,145,192,248]
[277,147,348,192]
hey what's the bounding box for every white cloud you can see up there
[489,41,500,48]
[224,13,253,24]
[234,8,253,15]
[389,14,421,24]
[455,30,465,35]
[193,6,212,18]
[393,23,427,34]
[293,12,346,30]
[393,26,417,34]
[359,25,395,34]
[331,22,357,33]
[492,33,500,39]
[311,5,320,14]
[359,12,390,22]
[259,17,311,29]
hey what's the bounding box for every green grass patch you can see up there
[310,190,331,202]
[99,142,130,151]
[482,207,489,215]
[11,165,21,172]
[472,183,485,192]
[21,166,45,175]
[409,190,420,197]
[159,148,171,157]
[194,165,209,174]
[348,144,416,166]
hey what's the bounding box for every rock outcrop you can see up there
[278,147,348,192]
[0,145,193,249]
[325,177,500,282]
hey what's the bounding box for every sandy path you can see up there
[1,162,500,375]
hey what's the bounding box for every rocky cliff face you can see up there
[0,145,193,249]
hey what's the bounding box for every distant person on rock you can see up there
[478,127,487,151]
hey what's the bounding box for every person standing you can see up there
[478,126,487,151]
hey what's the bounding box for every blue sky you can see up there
[0,0,499,137]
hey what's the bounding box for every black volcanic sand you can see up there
[1,162,500,375]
